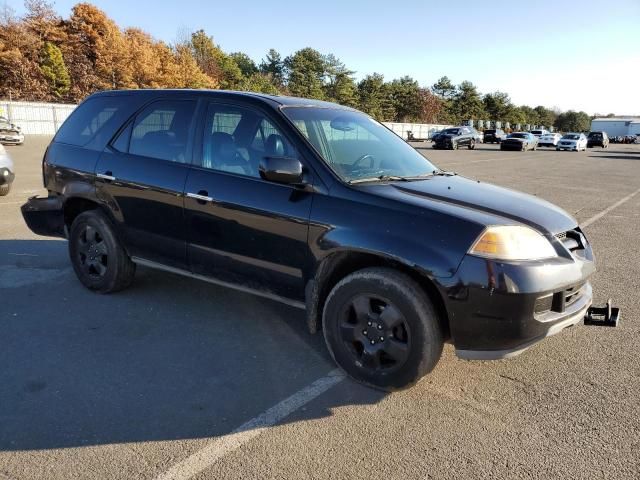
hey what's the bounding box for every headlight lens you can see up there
[468,225,557,260]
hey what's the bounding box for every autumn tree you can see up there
[190,30,242,89]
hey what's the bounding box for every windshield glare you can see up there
[282,107,438,183]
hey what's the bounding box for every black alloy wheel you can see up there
[76,225,109,278]
[338,294,411,372]
[69,210,136,293]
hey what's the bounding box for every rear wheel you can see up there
[69,210,136,293]
[0,183,10,196]
[468,139,476,150]
[322,268,444,391]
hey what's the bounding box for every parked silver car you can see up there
[0,143,15,195]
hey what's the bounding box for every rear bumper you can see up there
[439,243,595,360]
[21,195,66,238]
[0,167,14,185]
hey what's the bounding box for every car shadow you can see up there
[587,154,640,161]
[0,239,386,452]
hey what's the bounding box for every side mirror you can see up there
[259,156,304,185]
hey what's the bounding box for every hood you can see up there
[364,175,577,235]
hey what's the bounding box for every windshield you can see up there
[508,133,528,139]
[562,134,580,140]
[441,128,460,135]
[588,132,602,138]
[282,107,438,183]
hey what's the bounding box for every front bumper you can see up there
[0,134,24,144]
[557,143,577,150]
[0,167,15,185]
[21,195,66,238]
[439,238,595,360]
[500,141,525,150]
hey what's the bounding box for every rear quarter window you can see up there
[54,95,133,149]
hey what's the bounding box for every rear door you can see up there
[95,98,198,269]
[183,100,314,300]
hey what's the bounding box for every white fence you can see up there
[0,100,452,140]
[0,101,77,135]
[383,122,453,140]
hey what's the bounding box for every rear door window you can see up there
[128,100,196,163]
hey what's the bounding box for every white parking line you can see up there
[581,187,640,228]
[154,369,345,480]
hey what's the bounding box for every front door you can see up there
[95,98,197,269]
[184,101,314,300]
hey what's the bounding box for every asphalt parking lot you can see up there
[1,137,639,480]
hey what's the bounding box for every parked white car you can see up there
[0,143,15,195]
[530,129,550,137]
[0,116,24,145]
[538,133,562,147]
[557,133,587,151]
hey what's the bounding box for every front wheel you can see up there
[69,210,136,293]
[322,268,444,391]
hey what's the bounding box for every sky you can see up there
[8,0,640,115]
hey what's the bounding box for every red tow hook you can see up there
[584,299,620,327]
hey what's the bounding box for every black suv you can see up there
[22,90,596,390]
[587,131,609,148]
[432,127,477,150]
[483,128,507,144]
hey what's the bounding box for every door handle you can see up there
[97,171,116,182]
[186,190,213,204]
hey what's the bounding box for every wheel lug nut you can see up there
[370,340,375,345]
[363,330,368,335]
[377,325,382,330]
[367,321,372,326]
[379,336,384,341]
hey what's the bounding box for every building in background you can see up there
[590,118,640,137]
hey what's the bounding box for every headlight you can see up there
[468,225,557,260]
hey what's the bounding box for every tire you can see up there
[468,139,476,150]
[0,183,10,196]
[322,267,444,391]
[68,210,136,293]
[452,142,458,150]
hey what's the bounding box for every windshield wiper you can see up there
[348,175,411,184]
[431,169,457,176]
[348,170,457,184]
